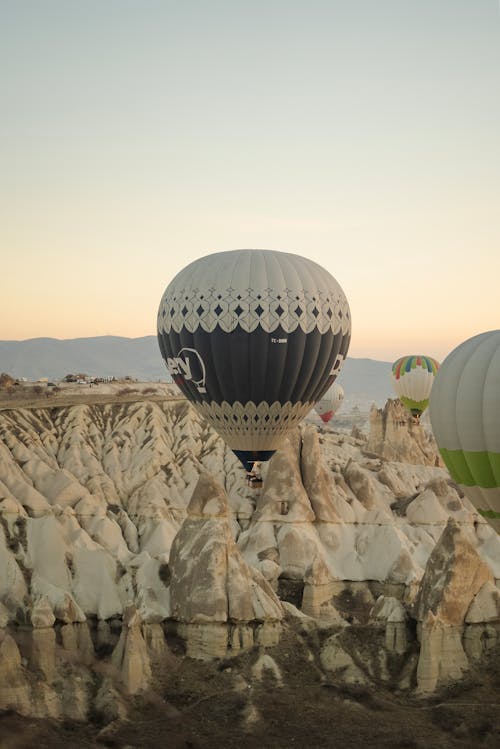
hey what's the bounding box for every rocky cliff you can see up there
[0,397,499,736]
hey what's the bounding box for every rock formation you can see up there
[0,396,499,729]
[366,399,442,465]
[413,518,496,693]
[169,472,283,658]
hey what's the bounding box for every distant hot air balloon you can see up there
[391,355,439,419]
[429,330,500,532]
[157,249,351,473]
[315,383,344,424]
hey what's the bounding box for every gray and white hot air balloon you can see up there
[157,249,351,472]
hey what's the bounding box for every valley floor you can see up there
[1,631,499,749]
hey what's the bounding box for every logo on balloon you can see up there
[330,353,345,374]
[166,347,207,394]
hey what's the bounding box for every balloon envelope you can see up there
[315,383,344,424]
[157,249,351,470]
[429,330,500,532]
[391,355,439,417]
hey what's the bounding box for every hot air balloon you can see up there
[391,355,439,420]
[429,330,500,532]
[157,249,351,476]
[315,383,344,424]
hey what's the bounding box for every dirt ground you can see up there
[1,629,499,749]
[0,383,181,412]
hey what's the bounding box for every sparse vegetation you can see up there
[478,508,500,521]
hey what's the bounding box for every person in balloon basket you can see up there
[246,461,262,489]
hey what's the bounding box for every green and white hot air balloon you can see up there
[391,355,439,419]
[429,330,500,532]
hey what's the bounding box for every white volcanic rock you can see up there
[366,399,441,466]
[1,401,495,598]
[1,397,500,688]
[239,422,495,589]
[465,581,500,623]
[31,596,56,628]
[302,556,346,623]
[344,462,378,510]
[22,458,92,508]
[414,519,494,693]
[416,612,469,694]
[111,606,152,695]
[170,473,283,627]
[134,554,170,622]
[371,595,407,623]
[75,496,132,563]
[301,426,347,522]
[26,514,100,622]
[27,514,72,590]
[43,583,86,624]
[0,445,51,516]
[377,463,415,498]
[406,489,451,525]
[463,624,500,663]
[320,634,367,684]
[257,558,281,588]
[113,507,140,553]
[414,519,493,626]
[60,622,95,665]
[0,523,28,620]
[0,601,9,627]
[473,523,500,579]
[72,546,123,620]
[276,524,323,580]
[126,477,182,558]
[370,595,408,654]
[237,521,281,573]
[254,438,315,523]
[0,632,32,715]
[31,627,57,681]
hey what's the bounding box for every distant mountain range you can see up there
[0,336,393,407]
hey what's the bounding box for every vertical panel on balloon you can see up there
[264,325,294,404]
[192,326,223,404]
[279,327,308,402]
[289,328,322,403]
[208,325,239,405]
[229,326,251,406]
[483,343,500,457]
[305,332,336,403]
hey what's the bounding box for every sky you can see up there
[1,0,499,361]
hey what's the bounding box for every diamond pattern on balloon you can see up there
[157,280,351,337]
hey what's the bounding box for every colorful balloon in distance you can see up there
[429,330,500,532]
[157,249,351,471]
[391,355,439,418]
[315,383,344,424]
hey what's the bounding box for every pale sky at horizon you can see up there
[1,0,499,362]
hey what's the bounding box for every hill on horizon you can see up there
[0,336,393,407]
